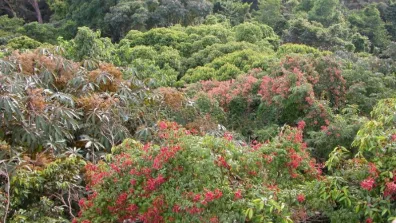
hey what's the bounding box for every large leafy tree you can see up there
[384,3,396,41]
[348,4,390,49]
[254,0,286,33]
[60,0,118,36]
[104,0,149,41]
[307,0,342,27]
[213,0,251,25]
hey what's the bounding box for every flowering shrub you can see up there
[313,99,396,222]
[257,56,337,130]
[199,74,259,109]
[75,121,321,222]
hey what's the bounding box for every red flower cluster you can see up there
[262,153,274,164]
[139,196,165,223]
[210,217,219,223]
[171,204,204,215]
[202,189,223,204]
[223,132,233,141]
[116,192,128,205]
[234,190,243,200]
[85,166,110,190]
[202,75,258,108]
[215,156,230,169]
[297,194,305,203]
[384,181,396,199]
[361,177,375,191]
[288,149,303,169]
[153,146,182,170]
[145,174,166,192]
[368,162,379,177]
[158,121,167,130]
[297,120,306,130]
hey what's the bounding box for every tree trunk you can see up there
[29,0,43,23]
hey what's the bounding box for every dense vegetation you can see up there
[0,0,396,222]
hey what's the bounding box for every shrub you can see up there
[75,121,320,222]
[315,98,396,222]
[257,56,340,130]
[234,22,263,43]
[19,22,59,44]
[0,15,24,33]
[306,105,366,161]
[342,56,396,114]
[277,43,323,57]
[216,63,242,81]
[6,36,41,50]
[351,33,371,52]
[9,155,85,221]
[0,15,23,45]
[63,27,116,62]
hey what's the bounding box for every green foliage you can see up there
[385,3,396,41]
[307,0,342,27]
[0,15,24,45]
[3,154,85,222]
[18,22,59,44]
[341,55,396,114]
[216,63,242,80]
[277,43,323,57]
[181,66,216,84]
[352,98,396,157]
[234,22,264,43]
[6,36,42,50]
[10,156,85,207]
[254,0,286,34]
[282,18,355,51]
[10,197,69,223]
[351,32,371,52]
[245,195,293,223]
[104,0,149,41]
[122,27,190,55]
[314,99,396,223]
[307,106,366,160]
[0,15,24,32]
[59,0,118,36]
[184,41,268,71]
[181,49,270,83]
[348,4,390,49]
[62,27,115,62]
[213,0,251,26]
[383,41,396,59]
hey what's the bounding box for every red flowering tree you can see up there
[187,55,346,134]
[75,121,321,222]
[198,74,259,109]
[257,56,335,130]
